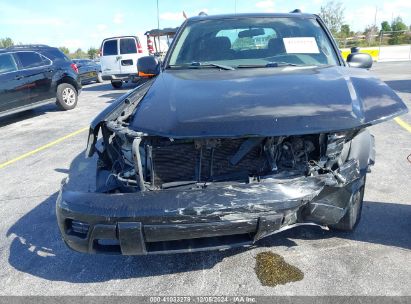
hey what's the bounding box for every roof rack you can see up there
[6,44,50,49]
[145,27,179,37]
[290,9,302,13]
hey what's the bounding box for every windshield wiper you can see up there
[167,62,235,70]
[189,62,235,70]
[237,62,298,68]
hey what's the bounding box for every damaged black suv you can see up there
[56,13,408,255]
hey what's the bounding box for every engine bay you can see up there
[96,122,357,192]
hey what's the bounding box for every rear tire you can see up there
[56,83,78,110]
[96,72,103,83]
[330,176,366,231]
[111,81,123,89]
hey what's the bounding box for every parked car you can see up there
[99,36,147,89]
[72,59,103,84]
[57,12,408,255]
[0,44,81,117]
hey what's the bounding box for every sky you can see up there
[0,0,410,52]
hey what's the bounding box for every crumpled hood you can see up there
[129,66,408,138]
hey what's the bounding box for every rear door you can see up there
[119,37,140,74]
[14,51,54,105]
[0,52,29,113]
[100,38,121,76]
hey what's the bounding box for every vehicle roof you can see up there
[101,36,139,41]
[0,45,58,54]
[187,12,317,23]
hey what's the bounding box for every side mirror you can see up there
[347,53,373,69]
[137,56,160,78]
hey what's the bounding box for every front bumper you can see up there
[56,160,363,255]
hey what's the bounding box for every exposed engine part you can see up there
[131,137,145,191]
[112,135,325,189]
[100,127,358,191]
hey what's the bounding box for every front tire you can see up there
[56,83,78,110]
[111,81,123,89]
[330,176,366,231]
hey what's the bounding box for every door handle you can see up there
[14,75,24,80]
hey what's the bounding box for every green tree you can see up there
[319,1,345,36]
[59,46,70,56]
[232,37,254,51]
[87,47,98,59]
[0,37,14,48]
[71,48,87,59]
[364,25,379,46]
[380,21,391,32]
[389,17,408,44]
[339,24,351,38]
[391,17,407,31]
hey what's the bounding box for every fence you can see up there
[336,31,411,61]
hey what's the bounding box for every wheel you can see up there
[330,176,366,231]
[56,83,78,110]
[111,81,123,89]
[96,72,103,83]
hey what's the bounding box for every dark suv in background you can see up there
[72,59,103,84]
[0,45,82,117]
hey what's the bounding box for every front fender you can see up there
[348,129,375,173]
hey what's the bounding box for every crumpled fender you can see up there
[348,129,375,173]
[85,79,155,157]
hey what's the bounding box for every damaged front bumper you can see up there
[56,159,364,255]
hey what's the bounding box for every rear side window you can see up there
[120,38,137,54]
[43,48,70,61]
[0,53,18,74]
[15,52,46,69]
[103,39,118,56]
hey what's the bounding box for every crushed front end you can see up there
[57,112,374,255]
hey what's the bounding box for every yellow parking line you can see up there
[0,127,89,170]
[394,117,411,133]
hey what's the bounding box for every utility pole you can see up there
[156,0,160,53]
[156,0,160,31]
[374,6,377,27]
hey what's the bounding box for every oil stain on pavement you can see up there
[255,251,304,286]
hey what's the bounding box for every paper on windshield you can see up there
[283,37,320,54]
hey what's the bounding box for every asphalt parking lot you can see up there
[0,62,410,296]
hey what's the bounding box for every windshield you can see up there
[168,17,339,68]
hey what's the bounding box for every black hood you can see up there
[129,66,408,138]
